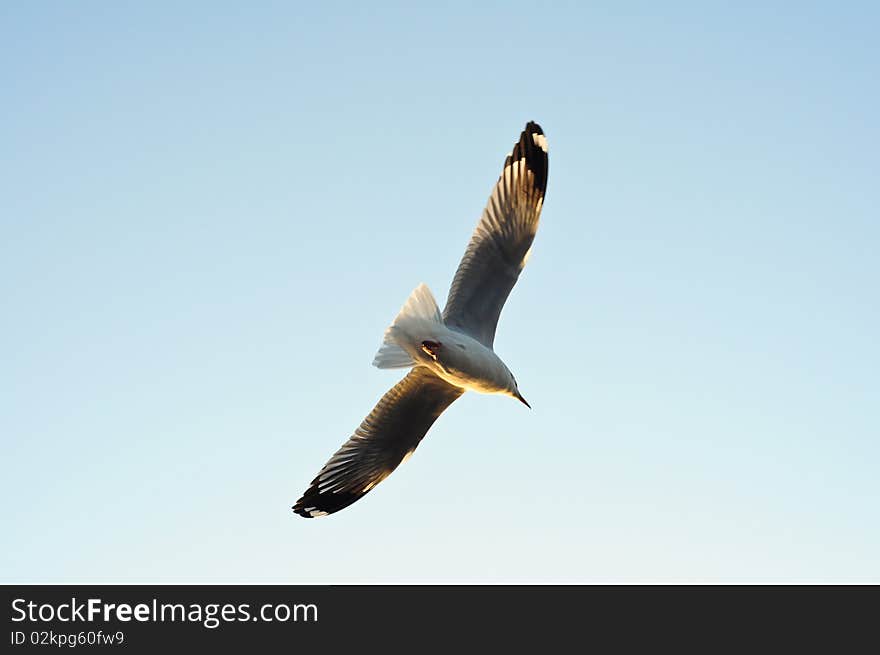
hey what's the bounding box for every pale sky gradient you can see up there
[2,2,878,583]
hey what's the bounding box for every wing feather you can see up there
[293,367,464,517]
[442,121,548,347]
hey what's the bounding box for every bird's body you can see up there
[293,122,548,518]
[374,283,524,400]
[416,323,518,397]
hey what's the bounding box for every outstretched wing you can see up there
[293,366,464,517]
[442,121,548,347]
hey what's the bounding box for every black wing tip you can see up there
[506,121,548,196]
[292,485,368,518]
[524,120,544,135]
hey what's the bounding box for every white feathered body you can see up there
[373,283,520,398]
[397,319,515,394]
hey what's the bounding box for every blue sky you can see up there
[2,2,878,582]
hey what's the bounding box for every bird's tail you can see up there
[373,283,442,369]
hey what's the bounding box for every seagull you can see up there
[293,121,548,518]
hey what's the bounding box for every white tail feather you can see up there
[373,342,415,368]
[372,283,442,369]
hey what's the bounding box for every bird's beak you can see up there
[514,390,531,409]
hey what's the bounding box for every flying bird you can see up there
[293,121,549,517]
